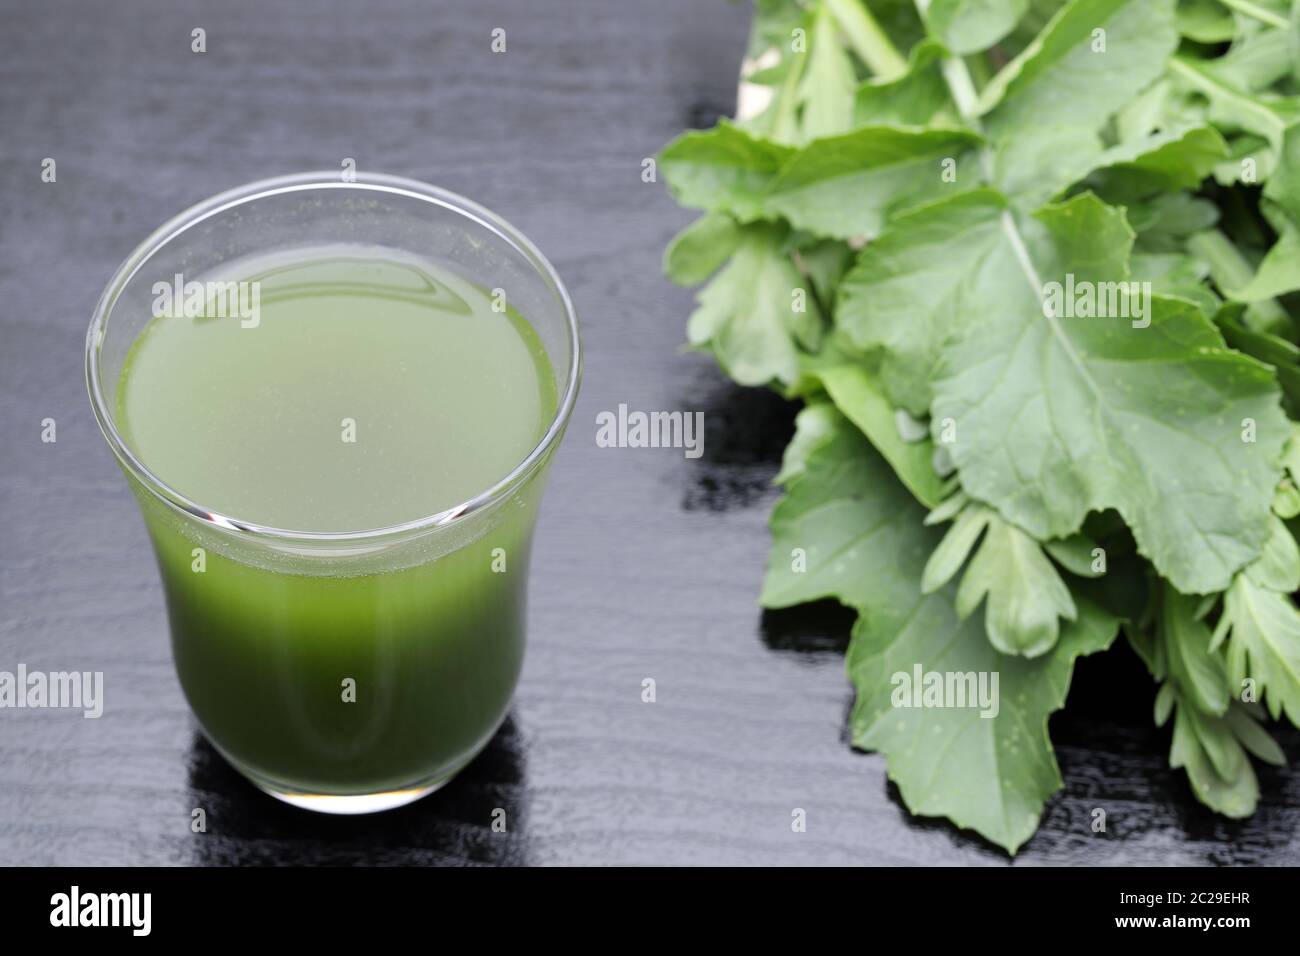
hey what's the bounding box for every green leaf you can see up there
[1218,576,1300,724]
[760,405,934,612]
[987,124,1107,211]
[748,0,807,57]
[1167,54,1300,150]
[1128,251,1219,317]
[1243,513,1300,592]
[1088,126,1230,201]
[1264,124,1300,226]
[949,506,1079,657]
[836,188,1017,416]
[1212,17,1295,90]
[926,192,1287,595]
[1162,586,1230,716]
[1169,695,1266,817]
[794,238,855,312]
[1230,226,1300,301]
[849,582,1117,854]
[774,400,841,486]
[686,222,823,387]
[1212,133,1274,188]
[1291,0,1300,80]
[1129,192,1220,247]
[760,125,981,239]
[660,120,796,221]
[853,38,952,127]
[924,489,969,526]
[1226,703,1286,766]
[978,0,1177,127]
[663,212,744,286]
[1213,516,1300,724]
[1274,479,1300,518]
[927,0,1030,55]
[1129,622,1166,679]
[1212,304,1300,408]
[1155,680,1176,725]
[742,29,808,146]
[1043,533,1106,577]
[922,501,1083,657]
[976,0,1180,201]
[798,4,858,140]
[812,360,949,507]
[1282,421,1300,483]
[1116,78,1173,142]
[1176,0,1237,42]
[922,502,993,594]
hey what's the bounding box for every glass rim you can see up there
[85,170,583,544]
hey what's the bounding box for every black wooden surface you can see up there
[1,0,1297,866]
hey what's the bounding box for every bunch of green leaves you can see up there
[661,0,1300,853]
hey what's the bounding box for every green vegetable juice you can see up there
[115,252,557,800]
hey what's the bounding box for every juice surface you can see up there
[117,252,556,531]
[114,251,558,797]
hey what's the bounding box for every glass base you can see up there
[214,738,475,815]
[204,720,497,816]
[256,780,447,814]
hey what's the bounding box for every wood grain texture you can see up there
[0,0,1296,866]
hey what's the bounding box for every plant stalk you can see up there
[824,0,908,79]
[1218,0,1289,29]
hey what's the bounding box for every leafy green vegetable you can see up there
[762,407,1116,851]
[662,0,1299,853]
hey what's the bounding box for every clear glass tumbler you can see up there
[85,172,581,813]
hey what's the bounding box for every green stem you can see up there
[770,36,809,142]
[1217,0,1289,29]
[913,0,988,169]
[824,0,908,79]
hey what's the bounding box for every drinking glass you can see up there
[86,172,581,813]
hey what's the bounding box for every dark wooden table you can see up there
[1,0,1296,866]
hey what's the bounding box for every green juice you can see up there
[115,252,557,800]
